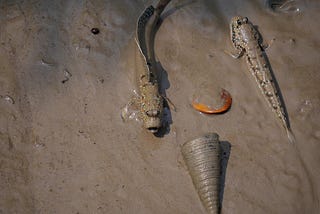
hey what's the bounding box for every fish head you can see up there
[230,16,255,47]
[140,83,163,133]
[231,16,249,27]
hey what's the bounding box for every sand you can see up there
[0,0,319,213]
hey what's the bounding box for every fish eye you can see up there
[146,110,160,117]
[237,20,242,25]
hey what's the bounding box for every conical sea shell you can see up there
[181,133,221,214]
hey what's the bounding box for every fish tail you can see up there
[286,127,296,144]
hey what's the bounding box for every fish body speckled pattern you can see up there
[229,16,295,143]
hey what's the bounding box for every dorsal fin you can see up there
[137,5,155,57]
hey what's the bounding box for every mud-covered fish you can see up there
[229,16,295,143]
[133,0,172,133]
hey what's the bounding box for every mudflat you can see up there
[0,0,319,213]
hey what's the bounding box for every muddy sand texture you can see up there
[0,0,319,213]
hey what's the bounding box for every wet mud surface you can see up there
[0,0,319,213]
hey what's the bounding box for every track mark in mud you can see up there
[293,144,319,210]
[61,69,72,84]
[1,95,15,105]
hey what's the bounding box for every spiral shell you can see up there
[182,133,221,214]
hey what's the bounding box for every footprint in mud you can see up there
[61,69,72,84]
[1,95,15,105]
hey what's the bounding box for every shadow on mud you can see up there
[219,140,231,212]
[153,1,195,138]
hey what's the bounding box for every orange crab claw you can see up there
[192,88,232,114]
